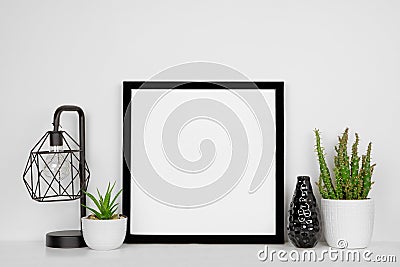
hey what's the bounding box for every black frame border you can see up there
[123,81,284,244]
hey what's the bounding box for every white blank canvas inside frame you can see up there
[129,85,277,236]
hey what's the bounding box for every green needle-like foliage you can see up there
[361,143,373,199]
[314,129,336,199]
[338,129,351,198]
[82,181,123,220]
[350,133,360,199]
[317,174,328,199]
[314,128,375,200]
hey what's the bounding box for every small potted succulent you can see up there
[314,128,375,248]
[81,182,127,250]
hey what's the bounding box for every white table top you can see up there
[0,241,398,266]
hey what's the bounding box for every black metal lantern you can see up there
[22,105,90,248]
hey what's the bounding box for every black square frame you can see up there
[122,81,284,244]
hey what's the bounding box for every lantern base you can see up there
[46,230,86,248]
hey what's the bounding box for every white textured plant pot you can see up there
[321,199,374,249]
[81,216,127,250]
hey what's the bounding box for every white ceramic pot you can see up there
[321,199,374,248]
[81,216,127,250]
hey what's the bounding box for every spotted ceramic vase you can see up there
[287,176,321,248]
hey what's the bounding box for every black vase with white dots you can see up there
[287,176,321,248]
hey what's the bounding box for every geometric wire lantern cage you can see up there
[22,105,90,248]
[22,131,90,202]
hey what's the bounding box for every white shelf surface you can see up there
[0,241,398,266]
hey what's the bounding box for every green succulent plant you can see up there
[82,181,123,220]
[314,128,375,200]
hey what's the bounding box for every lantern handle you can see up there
[52,105,87,217]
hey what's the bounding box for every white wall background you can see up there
[0,0,399,242]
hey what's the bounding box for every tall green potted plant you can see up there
[314,128,375,248]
